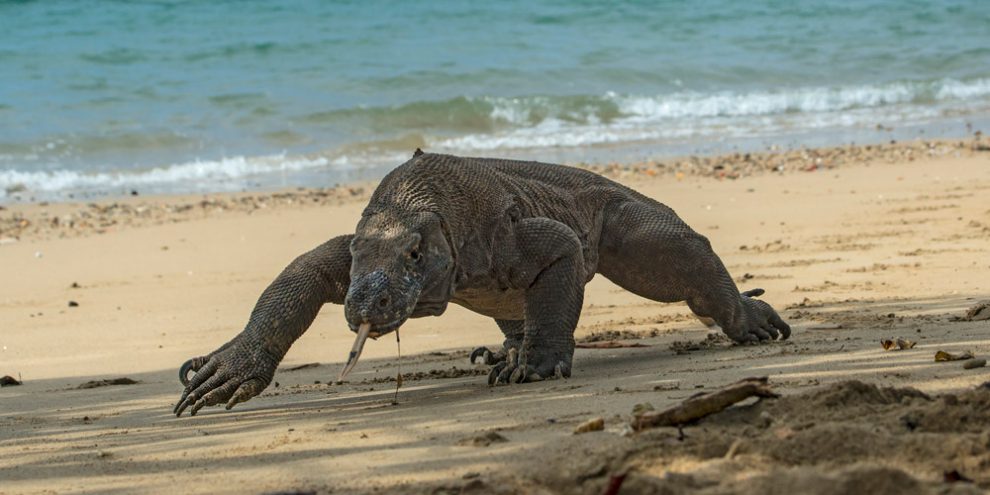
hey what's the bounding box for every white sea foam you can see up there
[486,96,545,126]
[438,78,988,151]
[0,154,331,198]
[436,105,942,151]
[935,78,990,100]
[481,78,990,124]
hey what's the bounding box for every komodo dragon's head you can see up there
[343,210,454,339]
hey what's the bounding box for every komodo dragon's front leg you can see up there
[173,235,352,416]
[488,217,586,384]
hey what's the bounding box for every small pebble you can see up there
[963,359,986,370]
[68,301,79,307]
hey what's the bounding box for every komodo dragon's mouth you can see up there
[346,318,403,336]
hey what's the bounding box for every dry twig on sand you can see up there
[632,377,778,431]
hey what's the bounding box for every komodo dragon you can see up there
[174,150,790,416]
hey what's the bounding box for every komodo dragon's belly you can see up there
[450,287,527,320]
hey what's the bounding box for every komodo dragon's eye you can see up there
[409,249,421,262]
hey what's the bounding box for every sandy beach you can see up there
[2,140,990,494]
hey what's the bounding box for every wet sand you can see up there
[2,139,989,494]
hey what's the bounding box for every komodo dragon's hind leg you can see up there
[597,200,790,344]
[470,319,524,365]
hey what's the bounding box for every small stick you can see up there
[632,377,778,432]
[392,329,402,405]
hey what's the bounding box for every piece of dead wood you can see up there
[963,358,986,370]
[935,350,974,362]
[76,378,138,389]
[631,377,778,431]
[284,362,320,372]
[575,341,650,349]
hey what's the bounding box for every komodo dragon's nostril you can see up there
[378,296,390,308]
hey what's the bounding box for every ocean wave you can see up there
[433,101,949,152]
[295,77,990,135]
[611,84,919,121]
[296,94,623,133]
[936,78,990,100]
[576,78,989,123]
[427,78,990,151]
[0,154,332,197]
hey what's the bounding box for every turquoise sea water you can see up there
[2,0,989,200]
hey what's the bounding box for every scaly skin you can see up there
[175,151,791,416]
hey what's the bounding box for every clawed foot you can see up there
[487,348,570,385]
[174,340,278,417]
[725,288,791,344]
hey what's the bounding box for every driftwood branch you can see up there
[632,377,778,431]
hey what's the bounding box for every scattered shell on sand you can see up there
[880,338,916,351]
[573,417,605,434]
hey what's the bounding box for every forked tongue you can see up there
[337,322,373,382]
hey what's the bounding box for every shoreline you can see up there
[2,135,987,243]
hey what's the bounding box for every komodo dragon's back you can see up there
[366,152,677,238]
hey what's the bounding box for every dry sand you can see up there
[2,141,990,494]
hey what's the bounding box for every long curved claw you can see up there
[179,356,209,386]
[470,347,493,365]
[179,359,195,386]
[487,362,507,386]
